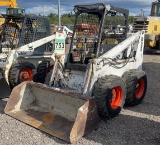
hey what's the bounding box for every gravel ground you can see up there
[0,48,160,145]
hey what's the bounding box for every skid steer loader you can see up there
[5,3,147,143]
[0,11,57,97]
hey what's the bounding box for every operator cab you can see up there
[151,0,160,16]
[6,8,25,15]
[67,3,129,71]
[0,14,51,54]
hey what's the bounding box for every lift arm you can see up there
[0,0,18,8]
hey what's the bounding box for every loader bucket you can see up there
[4,82,99,143]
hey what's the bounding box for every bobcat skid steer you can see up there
[5,3,147,143]
[0,12,56,98]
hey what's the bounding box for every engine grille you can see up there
[132,20,149,33]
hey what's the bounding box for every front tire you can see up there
[9,61,35,88]
[37,61,53,83]
[93,75,126,118]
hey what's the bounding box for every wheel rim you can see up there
[19,68,33,82]
[110,86,123,109]
[135,78,145,99]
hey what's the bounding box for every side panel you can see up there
[87,31,145,94]
[146,19,160,47]
[147,19,160,35]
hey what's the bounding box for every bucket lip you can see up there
[23,81,93,101]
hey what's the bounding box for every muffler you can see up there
[4,81,99,143]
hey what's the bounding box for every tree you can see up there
[48,13,58,25]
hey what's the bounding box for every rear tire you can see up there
[93,75,126,118]
[9,61,35,88]
[37,61,53,83]
[122,69,147,106]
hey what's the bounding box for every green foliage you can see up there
[46,13,135,25]
[48,13,58,25]
[128,16,134,24]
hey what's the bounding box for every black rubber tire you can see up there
[122,69,147,106]
[37,61,53,83]
[93,75,126,119]
[9,61,35,88]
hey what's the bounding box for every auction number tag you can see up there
[55,39,65,50]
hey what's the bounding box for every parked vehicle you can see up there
[5,3,147,143]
